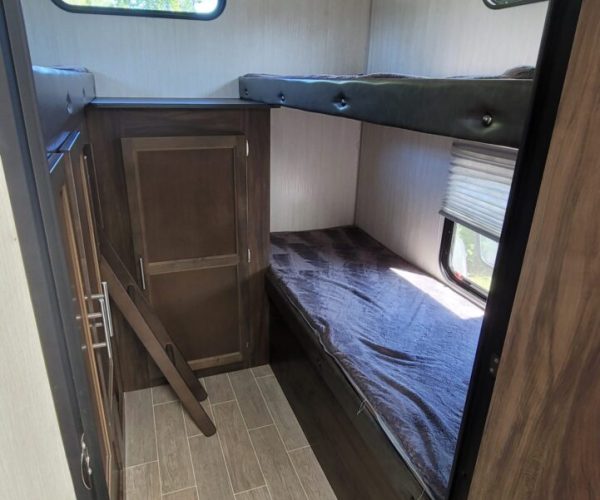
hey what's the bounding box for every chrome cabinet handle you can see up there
[88,281,114,360]
[139,257,147,290]
[101,281,114,338]
[96,297,113,360]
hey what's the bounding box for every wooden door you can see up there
[51,133,121,498]
[122,135,249,371]
[469,1,599,497]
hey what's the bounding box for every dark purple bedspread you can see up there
[269,227,484,499]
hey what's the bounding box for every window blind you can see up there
[440,142,518,241]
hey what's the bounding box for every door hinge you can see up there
[489,354,500,378]
[247,248,252,263]
[246,140,249,157]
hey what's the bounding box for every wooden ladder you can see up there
[100,239,216,436]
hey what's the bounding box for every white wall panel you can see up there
[271,108,361,232]
[22,0,372,230]
[367,0,548,76]
[0,157,76,500]
[357,0,548,279]
[356,126,452,278]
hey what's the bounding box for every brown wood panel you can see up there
[470,2,600,498]
[149,267,242,362]
[123,136,239,262]
[122,134,249,372]
[86,108,270,390]
[244,110,271,367]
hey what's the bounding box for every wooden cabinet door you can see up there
[51,133,122,498]
[122,135,249,371]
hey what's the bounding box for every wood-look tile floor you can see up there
[124,365,337,500]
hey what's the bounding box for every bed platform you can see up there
[267,227,484,499]
[239,68,534,147]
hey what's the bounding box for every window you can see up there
[444,221,499,297]
[440,142,517,299]
[484,0,547,9]
[52,0,226,20]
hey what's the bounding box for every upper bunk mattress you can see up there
[268,227,484,499]
[239,67,534,147]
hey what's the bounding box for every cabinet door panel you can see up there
[150,267,241,364]
[123,135,249,370]
[138,148,237,261]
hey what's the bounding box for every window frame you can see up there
[440,218,490,302]
[50,0,227,21]
[483,0,546,9]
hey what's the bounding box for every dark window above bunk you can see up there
[484,0,547,9]
[51,0,226,20]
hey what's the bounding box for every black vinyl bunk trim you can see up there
[239,74,533,148]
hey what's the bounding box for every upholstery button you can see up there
[482,114,493,127]
[279,93,286,102]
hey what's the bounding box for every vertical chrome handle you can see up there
[101,281,114,338]
[139,257,147,290]
[88,281,114,360]
[96,297,113,361]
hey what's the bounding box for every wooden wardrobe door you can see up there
[122,135,249,371]
[50,151,118,496]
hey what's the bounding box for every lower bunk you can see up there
[267,227,484,500]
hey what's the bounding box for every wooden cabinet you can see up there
[86,102,271,390]
[50,130,123,498]
[122,135,250,370]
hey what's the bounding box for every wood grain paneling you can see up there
[163,488,199,500]
[134,148,237,261]
[154,402,195,494]
[257,375,309,452]
[357,0,548,280]
[124,388,156,467]
[211,401,265,493]
[205,373,235,404]
[249,425,306,500]
[470,1,600,497]
[87,107,270,390]
[271,108,361,232]
[289,447,337,500]
[189,434,234,500]
[149,267,242,363]
[229,369,273,430]
[234,487,271,500]
[125,462,161,500]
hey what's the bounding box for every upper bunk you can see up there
[239,67,535,148]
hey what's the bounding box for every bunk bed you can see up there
[268,227,484,499]
[242,66,530,498]
[239,67,534,147]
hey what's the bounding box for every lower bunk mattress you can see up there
[268,227,484,499]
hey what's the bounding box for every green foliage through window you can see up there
[55,0,225,18]
[448,223,498,295]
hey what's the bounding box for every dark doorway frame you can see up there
[0,1,108,498]
[449,0,583,497]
